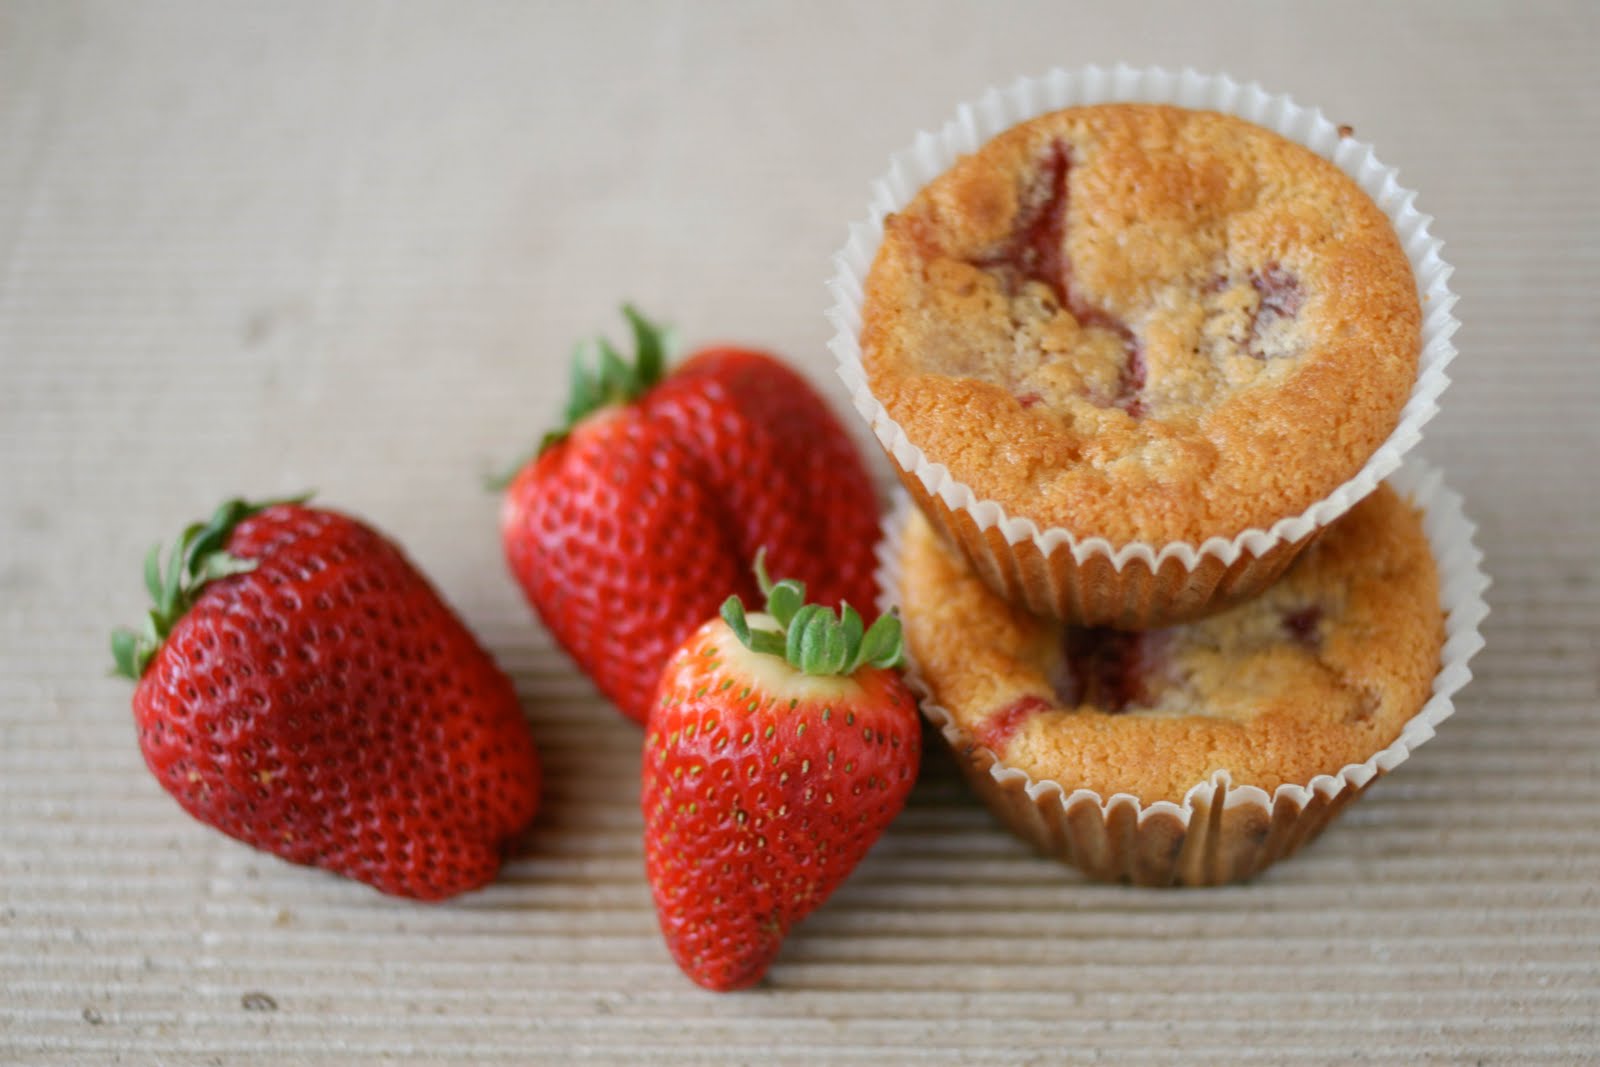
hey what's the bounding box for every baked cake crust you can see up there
[862,104,1421,545]
[897,484,1444,804]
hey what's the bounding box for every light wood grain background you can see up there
[3,2,1597,1063]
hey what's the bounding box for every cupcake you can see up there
[878,463,1488,886]
[832,69,1459,627]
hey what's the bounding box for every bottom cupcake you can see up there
[878,464,1487,886]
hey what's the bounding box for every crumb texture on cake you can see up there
[862,104,1421,545]
[896,485,1444,803]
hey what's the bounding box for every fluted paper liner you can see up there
[831,65,1460,627]
[875,460,1489,887]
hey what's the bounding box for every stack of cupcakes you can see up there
[830,67,1489,886]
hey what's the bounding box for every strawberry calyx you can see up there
[719,550,903,677]
[486,305,673,490]
[545,304,671,451]
[110,493,311,681]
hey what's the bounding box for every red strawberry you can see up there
[111,497,541,901]
[499,307,882,725]
[642,557,920,990]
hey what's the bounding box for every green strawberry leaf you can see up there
[564,344,601,426]
[518,305,677,466]
[766,580,804,630]
[624,304,665,388]
[838,603,864,663]
[819,617,850,676]
[596,338,631,401]
[722,558,901,678]
[192,551,258,586]
[720,595,751,646]
[142,544,163,604]
[753,547,805,628]
[747,629,787,657]
[110,628,141,681]
[783,604,822,668]
[753,548,774,598]
[723,591,788,658]
[186,503,238,572]
[112,494,309,682]
[857,611,904,671]
[159,533,188,617]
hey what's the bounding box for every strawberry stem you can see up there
[110,493,311,681]
[555,305,673,455]
[720,549,902,676]
[485,305,676,490]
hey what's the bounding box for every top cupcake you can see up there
[861,103,1421,546]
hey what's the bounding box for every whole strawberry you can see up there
[499,307,882,725]
[642,556,920,990]
[111,497,541,901]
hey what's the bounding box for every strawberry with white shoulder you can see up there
[642,555,921,990]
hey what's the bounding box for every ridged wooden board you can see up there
[2,2,1597,1063]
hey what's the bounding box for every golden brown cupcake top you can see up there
[895,484,1444,803]
[862,104,1421,545]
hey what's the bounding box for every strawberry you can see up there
[642,556,920,990]
[499,307,882,725]
[111,496,541,901]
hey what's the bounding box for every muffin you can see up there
[833,72,1458,628]
[880,469,1484,886]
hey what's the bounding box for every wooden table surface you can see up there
[3,2,1597,1062]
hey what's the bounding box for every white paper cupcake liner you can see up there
[830,65,1460,626]
[875,458,1490,886]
